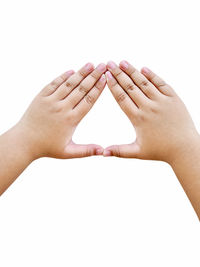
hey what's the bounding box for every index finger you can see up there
[66,63,106,108]
[53,62,95,100]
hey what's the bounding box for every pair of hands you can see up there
[17,60,199,164]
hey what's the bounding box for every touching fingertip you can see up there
[120,60,129,70]
[105,71,113,81]
[100,74,106,82]
[141,67,151,75]
[103,149,112,157]
[95,148,104,155]
[107,61,117,70]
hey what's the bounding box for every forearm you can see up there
[0,124,35,195]
[169,137,200,220]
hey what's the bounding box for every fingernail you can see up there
[66,70,74,75]
[142,67,150,74]
[97,63,106,72]
[96,148,104,155]
[103,150,112,157]
[105,71,113,80]
[120,60,129,70]
[107,61,117,70]
[85,63,94,71]
[100,74,106,82]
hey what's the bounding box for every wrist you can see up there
[10,123,40,162]
[166,133,200,167]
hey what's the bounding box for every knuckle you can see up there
[110,78,117,87]
[129,68,137,77]
[79,69,86,78]
[116,93,126,103]
[50,78,59,87]
[149,73,157,81]
[155,78,166,87]
[78,84,88,93]
[51,102,63,113]
[86,147,93,157]
[158,81,166,88]
[84,94,95,105]
[140,84,151,96]
[140,80,149,87]
[90,70,99,80]
[65,80,74,88]
[95,83,102,91]
[136,112,146,124]
[89,147,95,156]
[125,83,135,91]
[149,104,158,113]
[114,69,123,78]
[145,88,153,97]
[115,146,121,157]
[60,74,67,82]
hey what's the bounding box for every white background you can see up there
[0,0,200,266]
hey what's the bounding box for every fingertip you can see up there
[84,62,95,72]
[141,67,151,75]
[66,70,75,76]
[103,149,112,157]
[96,63,107,73]
[105,71,113,81]
[100,73,106,83]
[119,60,129,70]
[95,147,104,156]
[107,61,117,70]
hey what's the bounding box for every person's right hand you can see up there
[15,62,106,160]
[104,60,200,164]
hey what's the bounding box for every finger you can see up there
[107,61,150,107]
[66,63,106,108]
[65,143,104,158]
[106,71,138,118]
[119,60,162,99]
[41,70,75,96]
[73,74,106,120]
[53,62,94,100]
[141,67,175,96]
[103,142,140,158]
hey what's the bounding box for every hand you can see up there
[103,60,200,163]
[16,62,106,160]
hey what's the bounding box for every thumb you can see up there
[65,142,104,159]
[103,142,140,158]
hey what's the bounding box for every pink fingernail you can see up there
[97,63,106,72]
[100,74,105,82]
[142,67,150,74]
[103,150,112,157]
[106,71,113,80]
[96,148,104,155]
[66,70,74,75]
[120,60,129,69]
[107,61,117,70]
[85,63,94,71]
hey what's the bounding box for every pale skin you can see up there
[0,62,107,195]
[104,60,200,220]
[0,60,200,220]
